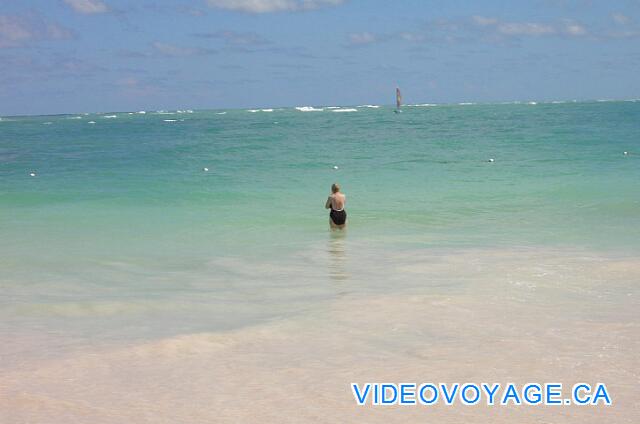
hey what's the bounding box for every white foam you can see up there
[357,104,380,108]
[42,122,53,125]
[247,109,259,113]
[163,119,178,122]
[88,121,96,124]
[67,116,82,120]
[203,167,209,171]
[216,112,227,115]
[458,102,474,106]
[261,109,273,112]
[103,115,117,119]
[137,111,146,114]
[407,103,437,107]
[325,106,341,109]
[295,106,323,112]
[332,108,357,113]
[29,171,36,177]
[528,101,537,105]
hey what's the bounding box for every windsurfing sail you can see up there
[396,87,402,111]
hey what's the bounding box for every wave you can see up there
[458,102,475,106]
[406,103,437,107]
[137,111,146,114]
[528,101,537,105]
[248,109,274,113]
[163,119,178,122]
[332,108,358,113]
[295,106,323,112]
[103,115,117,119]
[325,106,341,109]
[357,105,380,108]
[88,121,96,124]
[67,116,82,120]
[216,112,227,115]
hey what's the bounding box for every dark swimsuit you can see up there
[330,208,347,226]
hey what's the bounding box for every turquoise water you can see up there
[1,101,639,342]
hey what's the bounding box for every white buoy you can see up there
[203,167,209,172]
[29,172,36,177]
[333,165,339,170]
[488,158,495,162]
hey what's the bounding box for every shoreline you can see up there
[2,245,638,422]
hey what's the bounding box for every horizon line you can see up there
[1,97,639,119]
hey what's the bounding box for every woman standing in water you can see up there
[325,183,347,230]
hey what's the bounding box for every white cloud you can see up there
[63,0,108,14]
[0,15,73,48]
[206,0,345,14]
[612,13,631,25]
[497,22,555,36]
[152,41,215,57]
[563,21,587,36]
[0,16,32,47]
[471,16,587,38]
[194,30,270,46]
[398,32,425,42]
[472,16,498,26]
[348,32,377,46]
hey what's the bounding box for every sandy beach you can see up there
[2,247,638,423]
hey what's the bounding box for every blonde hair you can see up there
[331,183,340,193]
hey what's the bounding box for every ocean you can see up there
[1,101,639,422]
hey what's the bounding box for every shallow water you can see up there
[1,102,639,422]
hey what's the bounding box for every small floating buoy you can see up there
[488,158,495,163]
[623,151,628,155]
[333,165,339,170]
[203,167,209,172]
[29,172,36,177]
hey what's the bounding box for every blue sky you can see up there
[1,0,639,115]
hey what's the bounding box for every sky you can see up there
[1,0,639,115]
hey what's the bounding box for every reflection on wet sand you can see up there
[328,230,348,281]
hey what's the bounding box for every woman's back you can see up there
[330,192,346,211]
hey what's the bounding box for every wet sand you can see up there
[2,247,638,423]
